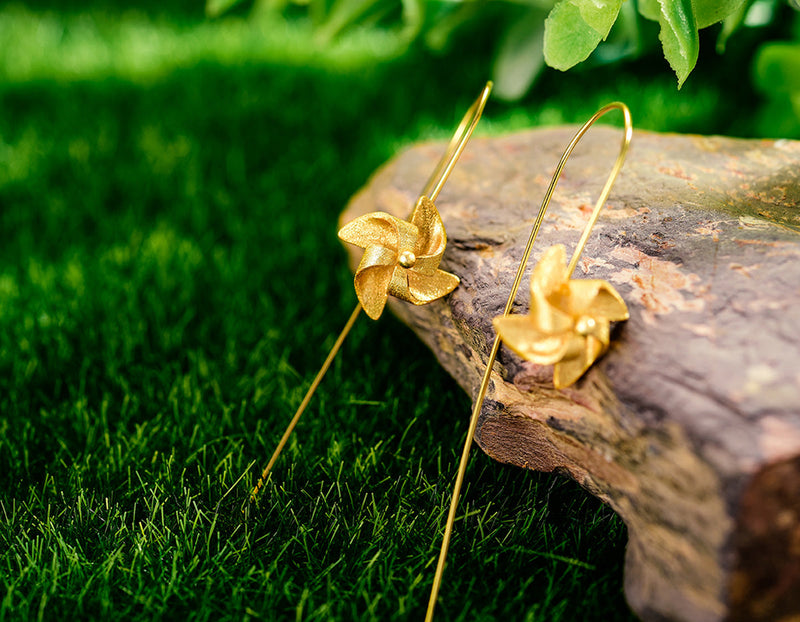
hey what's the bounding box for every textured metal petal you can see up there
[531,245,569,299]
[529,294,573,335]
[553,354,590,389]
[394,218,419,256]
[493,315,571,364]
[563,278,604,315]
[553,335,606,388]
[387,265,410,302]
[589,282,629,321]
[563,279,620,319]
[338,212,403,250]
[411,253,441,276]
[528,249,572,335]
[410,196,446,258]
[406,268,460,304]
[357,244,397,271]
[589,318,610,348]
[354,264,395,320]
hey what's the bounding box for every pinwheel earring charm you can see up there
[244,82,493,506]
[338,195,459,320]
[494,242,629,388]
[425,102,633,621]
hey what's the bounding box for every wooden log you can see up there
[339,127,800,622]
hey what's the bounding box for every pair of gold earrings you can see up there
[244,82,633,620]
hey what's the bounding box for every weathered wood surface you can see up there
[339,127,800,622]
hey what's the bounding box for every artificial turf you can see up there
[0,4,792,621]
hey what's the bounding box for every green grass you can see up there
[0,4,790,621]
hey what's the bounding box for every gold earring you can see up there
[425,102,633,621]
[244,82,493,506]
[493,242,629,388]
[337,195,460,321]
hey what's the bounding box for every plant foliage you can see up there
[206,0,798,98]
[753,12,800,136]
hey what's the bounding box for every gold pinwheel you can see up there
[425,102,633,622]
[337,196,459,320]
[493,244,628,388]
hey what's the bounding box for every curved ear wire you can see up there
[244,83,493,508]
[422,82,493,203]
[425,102,633,621]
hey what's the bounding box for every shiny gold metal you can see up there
[425,102,633,621]
[247,303,362,503]
[494,244,628,388]
[246,82,493,505]
[398,251,416,269]
[338,80,493,320]
[338,196,459,320]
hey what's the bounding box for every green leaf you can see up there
[637,0,661,22]
[573,0,623,33]
[593,0,643,63]
[716,0,754,53]
[654,0,699,87]
[693,0,747,28]
[493,8,548,101]
[543,0,623,71]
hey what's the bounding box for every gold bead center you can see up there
[398,250,417,269]
[575,316,597,336]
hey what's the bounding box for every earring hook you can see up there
[422,81,493,203]
[425,102,633,622]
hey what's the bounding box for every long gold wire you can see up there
[247,303,362,504]
[246,82,493,505]
[424,102,632,621]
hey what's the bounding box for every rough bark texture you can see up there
[339,127,800,622]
